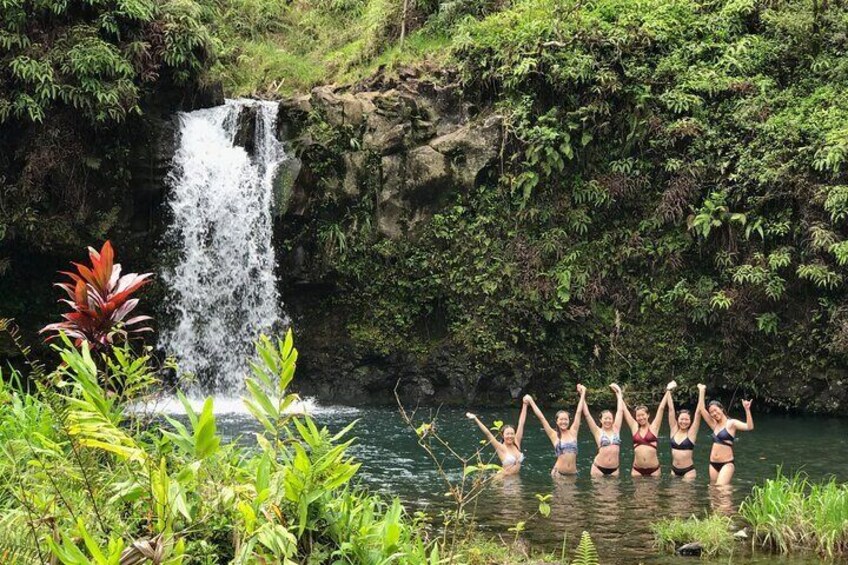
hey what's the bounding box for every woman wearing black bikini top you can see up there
[664,382,705,479]
[696,383,754,485]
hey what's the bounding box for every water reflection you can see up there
[663,479,699,519]
[710,484,737,516]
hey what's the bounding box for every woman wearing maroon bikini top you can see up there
[620,381,673,477]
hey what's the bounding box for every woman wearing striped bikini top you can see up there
[582,383,625,477]
[525,384,586,477]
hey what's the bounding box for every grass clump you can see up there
[652,514,736,558]
[740,471,848,559]
[458,530,600,565]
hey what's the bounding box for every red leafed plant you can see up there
[41,241,153,350]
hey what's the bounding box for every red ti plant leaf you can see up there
[40,241,154,351]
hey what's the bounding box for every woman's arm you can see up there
[572,384,586,433]
[696,384,715,430]
[581,394,601,439]
[651,388,670,434]
[514,400,529,448]
[611,384,627,431]
[466,413,503,451]
[731,400,754,432]
[525,395,557,443]
[690,383,705,439]
[666,389,677,434]
[617,386,637,432]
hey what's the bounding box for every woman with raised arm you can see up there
[582,384,624,477]
[666,382,705,479]
[697,384,754,485]
[620,382,671,477]
[465,398,529,476]
[525,384,586,477]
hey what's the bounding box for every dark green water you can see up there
[213,404,848,564]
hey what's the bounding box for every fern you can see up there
[571,531,600,565]
[0,541,41,565]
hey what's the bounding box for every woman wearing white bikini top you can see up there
[466,397,529,475]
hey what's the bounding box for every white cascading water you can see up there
[160,99,286,394]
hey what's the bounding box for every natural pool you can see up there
[205,402,847,564]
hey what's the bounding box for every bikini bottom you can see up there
[710,460,735,472]
[594,464,618,476]
[633,465,660,477]
[672,464,696,477]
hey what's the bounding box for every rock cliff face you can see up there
[272,71,522,406]
[277,73,502,237]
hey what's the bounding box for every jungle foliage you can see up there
[4,0,848,411]
[287,0,848,411]
[0,322,601,564]
[0,0,218,292]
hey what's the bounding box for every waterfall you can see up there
[160,99,287,393]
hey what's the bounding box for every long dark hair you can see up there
[554,410,569,439]
[708,400,726,417]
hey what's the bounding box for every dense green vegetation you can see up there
[3,0,848,411]
[286,0,848,410]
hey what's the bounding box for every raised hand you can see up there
[466,412,476,420]
[667,380,678,391]
[523,394,532,404]
[697,383,706,392]
[742,399,753,410]
[610,383,622,395]
[576,383,586,395]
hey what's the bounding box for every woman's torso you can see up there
[500,445,525,475]
[710,422,735,463]
[632,426,659,468]
[553,430,578,474]
[594,429,621,467]
[670,430,696,467]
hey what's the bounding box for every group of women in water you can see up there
[466,382,754,485]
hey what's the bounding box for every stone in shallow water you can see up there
[676,542,702,556]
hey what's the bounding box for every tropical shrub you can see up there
[0,330,441,564]
[40,241,152,351]
[0,0,215,125]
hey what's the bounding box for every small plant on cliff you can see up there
[40,241,152,351]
